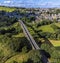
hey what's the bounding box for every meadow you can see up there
[0,6,16,12]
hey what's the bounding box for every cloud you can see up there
[4,0,11,4]
[0,0,60,8]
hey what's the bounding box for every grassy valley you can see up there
[0,6,60,63]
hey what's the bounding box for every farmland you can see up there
[0,6,16,12]
[38,25,55,33]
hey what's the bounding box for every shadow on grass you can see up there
[55,46,60,51]
[40,50,51,63]
[40,50,51,58]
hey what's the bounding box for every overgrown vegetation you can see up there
[0,7,60,63]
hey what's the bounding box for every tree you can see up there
[22,46,28,53]
[28,50,42,63]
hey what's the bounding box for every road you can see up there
[18,20,50,63]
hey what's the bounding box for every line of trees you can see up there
[0,15,17,27]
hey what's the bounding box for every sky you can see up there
[0,0,60,8]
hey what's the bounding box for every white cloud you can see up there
[4,0,11,4]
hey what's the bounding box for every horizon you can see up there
[0,0,60,8]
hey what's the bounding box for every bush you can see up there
[0,15,17,27]
[37,19,53,27]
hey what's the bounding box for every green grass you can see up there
[5,53,28,63]
[13,33,25,38]
[55,46,60,51]
[49,40,60,47]
[0,6,16,12]
[54,22,60,27]
[38,25,55,33]
[37,22,60,33]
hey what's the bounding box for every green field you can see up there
[38,24,55,33]
[49,40,60,47]
[55,22,60,27]
[37,22,60,33]
[0,6,16,12]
